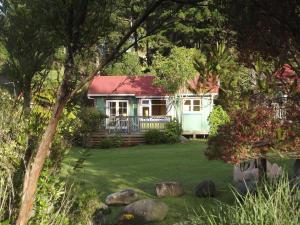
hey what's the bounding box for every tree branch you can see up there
[69,0,165,98]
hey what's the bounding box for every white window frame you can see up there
[106,100,129,117]
[183,98,202,113]
[138,98,168,116]
[139,99,152,116]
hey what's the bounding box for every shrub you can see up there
[98,135,124,149]
[208,105,230,136]
[79,107,106,134]
[70,189,102,225]
[145,120,182,144]
[144,129,164,144]
[29,165,73,225]
[164,119,182,143]
[76,107,107,146]
[182,176,300,225]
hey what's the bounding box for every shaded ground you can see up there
[63,141,293,225]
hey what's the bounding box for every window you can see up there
[139,99,167,116]
[142,107,150,116]
[141,99,150,105]
[119,101,128,116]
[193,100,201,111]
[106,100,128,117]
[183,100,191,112]
[151,100,167,116]
[183,99,201,112]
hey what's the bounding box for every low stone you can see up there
[268,163,282,179]
[155,181,184,197]
[234,175,257,197]
[294,159,300,177]
[119,199,168,224]
[105,189,138,205]
[179,136,189,143]
[92,208,107,225]
[195,180,217,198]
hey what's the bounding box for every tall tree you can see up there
[0,0,56,117]
[11,1,201,224]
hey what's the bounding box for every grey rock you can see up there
[120,199,168,223]
[105,189,138,205]
[155,181,184,197]
[234,175,257,197]
[179,136,188,143]
[92,208,107,225]
[195,180,217,197]
[294,159,300,177]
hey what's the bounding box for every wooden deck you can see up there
[86,116,171,147]
[85,131,146,147]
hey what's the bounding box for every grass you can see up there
[62,141,293,225]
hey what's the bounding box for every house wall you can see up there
[92,94,216,135]
[181,96,213,135]
[95,97,138,116]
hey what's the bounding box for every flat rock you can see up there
[105,189,138,205]
[155,181,184,197]
[119,199,168,224]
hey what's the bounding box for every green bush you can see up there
[145,120,182,144]
[76,107,107,146]
[164,119,182,143]
[144,129,164,144]
[70,189,102,225]
[29,165,72,225]
[208,105,230,136]
[182,176,300,225]
[98,135,124,149]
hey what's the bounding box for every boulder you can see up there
[155,181,184,197]
[119,199,168,224]
[179,136,189,143]
[268,163,282,179]
[195,180,217,198]
[234,174,257,197]
[234,160,282,183]
[294,159,300,177]
[92,208,107,225]
[105,189,138,205]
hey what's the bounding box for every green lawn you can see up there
[63,141,293,225]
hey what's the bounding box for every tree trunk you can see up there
[16,63,73,225]
[259,154,267,182]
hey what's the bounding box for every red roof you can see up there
[88,75,219,97]
[88,75,167,97]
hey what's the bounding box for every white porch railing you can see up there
[104,116,172,134]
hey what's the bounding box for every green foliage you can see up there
[76,107,106,146]
[194,42,251,110]
[0,88,26,220]
[104,52,144,75]
[145,120,182,144]
[164,119,182,143]
[29,166,72,225]
[70,189,101,225]
[183,176,300,225]
[98,135,124,149]
[208,106,230,136]
[78,107,104,134]
[152,47,197,93]
[144,129,164,144]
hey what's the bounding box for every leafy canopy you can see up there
[152,47,197,93]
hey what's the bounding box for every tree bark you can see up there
[16,66,72,225]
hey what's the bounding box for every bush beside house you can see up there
[145,120,182,144]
